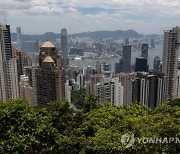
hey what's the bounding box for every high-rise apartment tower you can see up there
[162,26,180,100]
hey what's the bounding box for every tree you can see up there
[75,101,180,154]
[0,99,61,153]
[0,97,180,153]
[71,88,86,109]
[82,95,100,113]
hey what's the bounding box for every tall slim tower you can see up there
[0,24,12,60]
[122,45,131,73]
[61,28,69,69]
[16,27,23,51]
[0,24,19,101]
[162,26,180,100]
[141,43,148,59]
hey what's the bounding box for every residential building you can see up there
[0,24,19,101]
[19,75,34,106]
[162,26,180,100]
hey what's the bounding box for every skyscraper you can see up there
[36,41,65,105]
[61,28,69,69]
[122,45,131,73]
[16,27,23,51]
[96,61,101,74]
[162,26,180,100]
[0,24,19,101]
[141,43,148,59]
[154,56,161,72]
[115,59,123,74]
[135,57,148,72]
[0,24,12,60]
[151,39,155,49]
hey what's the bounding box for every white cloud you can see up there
[0,0,180,34]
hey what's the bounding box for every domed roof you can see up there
[41,41,55,48]
[43,56,54,63]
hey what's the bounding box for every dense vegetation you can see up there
[0,97,180,153]
[71,88,86,109]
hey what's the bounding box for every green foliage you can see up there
[75,101,180,154]
[0,99,60,153]
[0,97,180,153]
[71,88,86,109]
[83,94,100,113]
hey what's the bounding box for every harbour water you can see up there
[69,44,163,72]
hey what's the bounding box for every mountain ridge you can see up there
[11,29,141,42]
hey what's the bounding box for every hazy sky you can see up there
[0,0,180,34]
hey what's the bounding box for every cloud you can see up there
[0,0,180,34]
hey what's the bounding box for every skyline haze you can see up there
[0,0,180,34]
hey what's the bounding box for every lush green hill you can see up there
[0,97,179,153]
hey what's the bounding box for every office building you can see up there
[122,45,131,73]
[135,57,148,72]
[115,59,123,74]
[141,43,148,59]
[154,56,161,72]
[151,39,155,49]
[16,27,23,51]
[96,61,101,74]
[162,26,180,100]
[61,28,69,69]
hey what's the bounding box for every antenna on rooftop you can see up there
[3,12,7,25]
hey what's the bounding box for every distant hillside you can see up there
[11,32,60,42]
[11,29,141,42]
[71,29,141,39]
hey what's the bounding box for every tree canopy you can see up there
[0,98,179,153]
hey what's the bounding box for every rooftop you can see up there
[43,56,54,63]
[41,40,55,48]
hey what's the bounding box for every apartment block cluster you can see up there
[0,24,67,106]
[65,27,180,108]
[0,23,180,108]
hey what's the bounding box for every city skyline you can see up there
[0,0,180,34]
